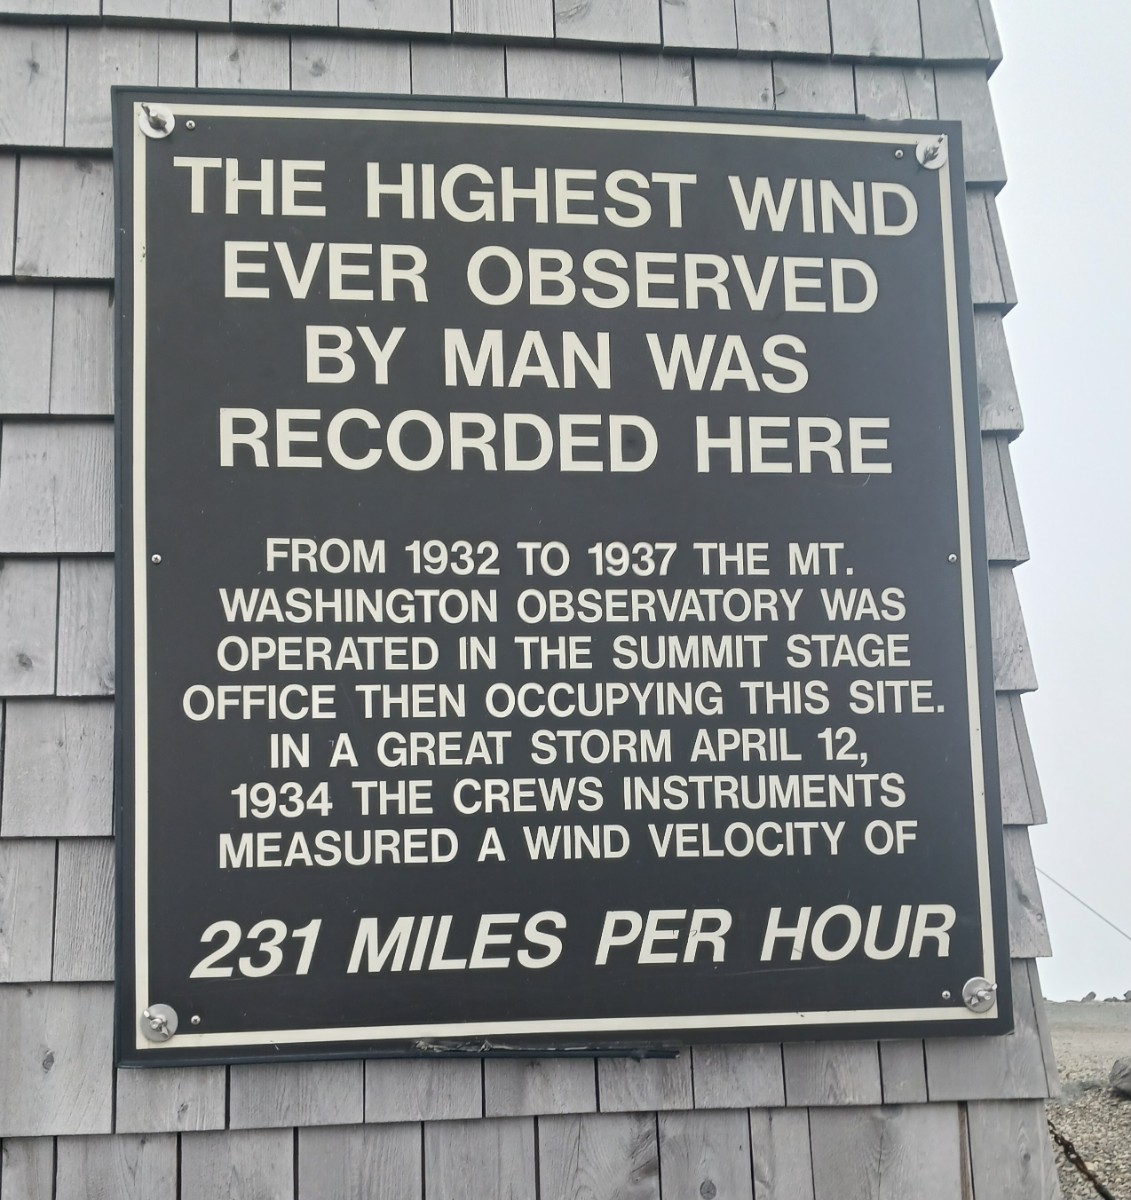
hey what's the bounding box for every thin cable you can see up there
[1036,868,1131,944]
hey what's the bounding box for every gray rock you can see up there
[1124,989,1131,1001]
[1111,1057,1131,1098]
[1081,990,1097,1002]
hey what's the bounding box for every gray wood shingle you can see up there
[967,189,1016,307]
[0,156,15,275]
[598,1053,693,1111]
[0,982,114,1136]
[782,1040,883,1106]
[0,25,67,148]
[52,837,115,981]
[539,1111,660,1200]
[50,287,115,415]
[555,0,661,45]
[990,565,1037,692]
[975,311,1022,433]
[936,66,1006,187]
[0,839,56,982]
[1,699,114,837]
[506,46,624,101]
[410,43,506,97]
[694,57,773,109]
[14,158,114,280]
[996,694,1045,826]
[0,284,53,413]
[771,61,856,113]
[853,64,936,119]
[483,1057,597,1117]
[982,434,1029,565]
[967,1099,1062,1199]
[659,1110,754,1200]
[1005,828,1052,959]
[453,0,554,39]
[231,0,337,25]
[365,1057,483,1122]
[735,0,830,55]
[1028,959,1060,1096]
[424,1117,537,1199]
[809,1104,967,1199]
[229,1060,366,1128]
[102,0,226,19]
[661,0,737,50]
[156,28,198,84]
[966,190,1007,306]
[878,1040,929,1103]
[291,37,411,93]
[179,1129,296,1199]
[0,558,58,694]
[0,1136,56,1200]
[0,285,114,415]
[114,1063,227,1133]
[748,1109,814,1200]
[692,1042,786,1108]
[985,188,1016,302]
[339,0,450,34]
[0,421,114,553]
[829,0,922,58]
[977,0,1003,64]
[57,558,116,697]
[55,1134,178,1200]
[65,28,161,149]
[298,1123,424,1199]
[621,54,695,105]
[197,33,291,89]
[0,0,96,12]
[920,0,991,61]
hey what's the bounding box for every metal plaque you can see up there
[114,90,1011,1065]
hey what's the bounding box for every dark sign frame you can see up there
[114,89,1011,1066]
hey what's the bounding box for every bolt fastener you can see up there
[962,977,997,1013]
[140,1003,179,1041]
[894,149,904,159]
[186,119,196,130]
[151,553,162,564]
[916,134,948,170]
[947,553,957,563]
[138,103,175,140]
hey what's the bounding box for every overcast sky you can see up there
[990,0,1131,999]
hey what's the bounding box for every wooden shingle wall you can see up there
[0,2,1062,1196]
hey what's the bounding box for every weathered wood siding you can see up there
[0,1,1061,1195]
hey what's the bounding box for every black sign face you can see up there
[115,91,1010,1065]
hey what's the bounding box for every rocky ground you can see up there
[1046,1000,1131,1199]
